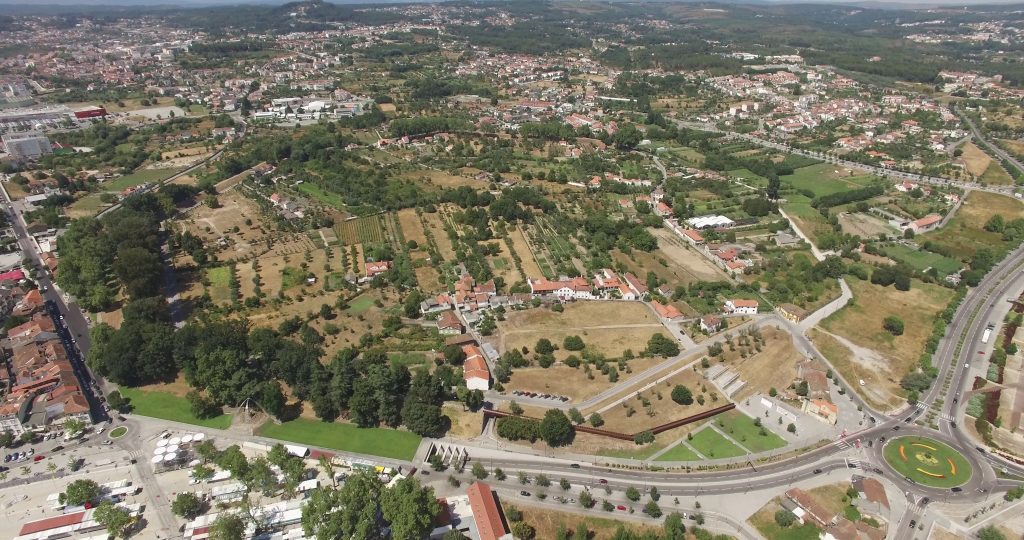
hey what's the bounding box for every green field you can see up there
[883,245,961,275]
[257,418,421,461]
[782,163,875,197]
[728,168,769,188]
[297,182,347,209]
[750,510,822,540]
[654,442,701,461]
[281,266,309,289]
[882,436,972,488]
[108,426,128,439]
[387,352,428,367]
[206,266,234,303]
[346,295,376,315]
[782,197,834,244]
[104,168,185,191]
[687,427,746,459]
[713,411,787,453]
[335,214,389,245]
[118,387,233,429]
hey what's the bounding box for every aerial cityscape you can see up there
[0,0,1024,539]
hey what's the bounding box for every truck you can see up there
[982,324,994,344]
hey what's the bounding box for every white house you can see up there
[724,298,759,315]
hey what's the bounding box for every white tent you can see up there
[163,452,178,462]
[166,444,180,454]
[168,437,182,446]
[153,447,166,455]
[181,435,194,444]
[150,455,163,464]
[156,439,168,448]
[193,433,206,441]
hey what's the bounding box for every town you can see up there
[1,1,1024,540]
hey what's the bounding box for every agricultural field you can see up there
[837,212,898,239]
[335,214,390,245]
[297,182,347,210]
[817,278,955,409]
[882,244,961,275]
[497,302,668,360]
[103,167,185,191]
[508,225,546,279]
[780,163,876,197]
[921,191,1024,259]
[782,196,835,245]
[648,228,733,283]
[980,161,1016,186]
[958,141,993,177]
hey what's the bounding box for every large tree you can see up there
[539,409,574,447]
[208,513,246,540]
[60,479,101,506]
[301,473,384,540]
[380,477,442,540]
[171,493,203,520]
[93,502,136,539]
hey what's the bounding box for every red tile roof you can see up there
[467,482,508,540]
[19,510,87,535]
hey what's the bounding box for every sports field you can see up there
[882,436,972,488]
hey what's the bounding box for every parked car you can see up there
[33,455,44,462]
[616,505,627,511]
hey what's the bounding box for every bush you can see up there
[563,335,585,351]
[883,316,904,336]
[774,509,796,527]
[671,385,694,405]
[647,333,680,357]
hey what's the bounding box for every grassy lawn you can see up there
[388,352,428,367]
[205,266,234,303]
[687,426,746,459]
[882,436,972,488]
[750,504,822,540]
[921,191,1024,259]
[883,244,961,275]
[346,295,376,315]
[118,387,233,429]
[781,163,875,197]
[257,418,421,461]
[728,168,769,187]
[68,193,108,217]
[596,444,665,460]
[782,197,834,244]
[104,168,185,191]
[297,182,346,209]
[653,442,701,461]
[109,426,128,439]
[280,266,309,289]
[713,411,787,453]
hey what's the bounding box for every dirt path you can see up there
[817,329,903,406]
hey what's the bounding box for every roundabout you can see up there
[882,436,972,488]
[108,426,129,439]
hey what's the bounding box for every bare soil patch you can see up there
[505,357,663,403]
[498,302,666,359]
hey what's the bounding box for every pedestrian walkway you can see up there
[647,437,707,461]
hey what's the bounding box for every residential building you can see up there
[700,315,722,333]
[463,346,491,391]
[803,398,839,425]
[437,311,464,335]
[651,300,683,320]
[466,482,512,540]
[907,214,942,234]
[777,303,808,323]
[723,299,759,315]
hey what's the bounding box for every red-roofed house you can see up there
[682,229,705,246]
[437,311,463,335]
[466,483,511,540]
[908,214,942,233]
[723,298,759,315]
[803,398,838,425]
[651,300,683,320]
[623,272,648,297]
[463,346,491,391]
[364,260,391,279]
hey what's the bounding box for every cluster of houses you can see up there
[784,478,890,540]
[0,288,90,436]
